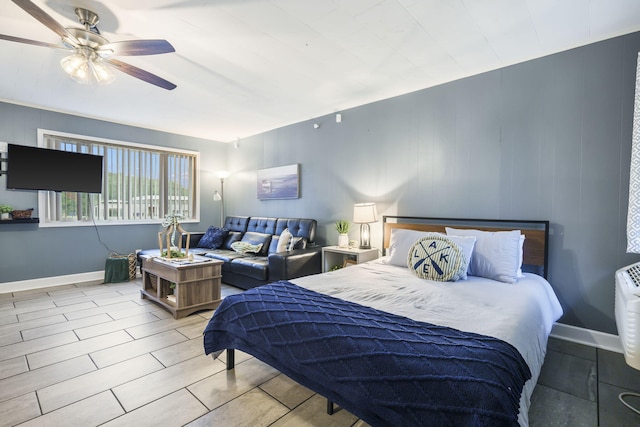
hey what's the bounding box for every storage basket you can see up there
[104,252,136,283]
[148,273,158,291]
[11,209,33,219]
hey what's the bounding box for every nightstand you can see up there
[322,246,379,272]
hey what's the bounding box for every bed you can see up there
[203,216,563,426]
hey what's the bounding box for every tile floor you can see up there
[1,278,639,426]
[0,279,364,427]
[529,336,640,426]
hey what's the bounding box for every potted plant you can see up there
[0,205,12,220]
[335,219,350,248]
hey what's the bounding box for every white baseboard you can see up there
[551,322,623,354]
[0,271,105,294]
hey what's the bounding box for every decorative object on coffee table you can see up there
[158,214,190,259]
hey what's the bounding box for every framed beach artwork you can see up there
[257,164,300,200]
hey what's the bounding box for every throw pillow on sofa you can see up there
[197,226,229,249]
[290,236,306,250]
[231,241,263,254]
[222,232,242,250]
[238,232,272,256]
[277,228,293,252]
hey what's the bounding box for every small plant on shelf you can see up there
[335,220,350,234]
[0,205,12,220]
[335,219,350,248]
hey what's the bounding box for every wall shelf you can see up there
[0,218,39,225]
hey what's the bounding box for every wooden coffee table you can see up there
[140,256,223,319]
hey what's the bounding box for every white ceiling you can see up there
[0,0,639,143]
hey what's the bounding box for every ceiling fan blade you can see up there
[105,58,176,90]
[99,40,175,56]
[12,0,79,45]
[0,33,69,50]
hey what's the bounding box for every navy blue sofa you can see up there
[139,216,322,290]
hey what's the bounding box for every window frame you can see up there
[36,129,200,228]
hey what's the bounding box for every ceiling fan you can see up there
[0,0,176,90]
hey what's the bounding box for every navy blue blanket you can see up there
[203,281,530,426]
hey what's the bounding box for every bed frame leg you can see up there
[226,349,235,370]
[327,399,334,415]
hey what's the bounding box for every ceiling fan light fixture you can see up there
[91,58,116,85]
[60,49,115,85]
[5,3,175,90]
[60,52,88,82]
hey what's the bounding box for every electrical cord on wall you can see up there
[88,195,117,254]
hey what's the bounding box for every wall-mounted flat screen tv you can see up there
[6,144,103,193]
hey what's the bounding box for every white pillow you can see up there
[445,227,522,284]
[517,234,525,278]
[277,228,293,252]
[388,229,476,279]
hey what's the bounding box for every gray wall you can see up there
[224,31,640,335]
[0,103,228,283]
[1,31,639,335]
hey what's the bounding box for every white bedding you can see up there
[291,256,563,426]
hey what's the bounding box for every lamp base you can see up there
[359,223,371,250]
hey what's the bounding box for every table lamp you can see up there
[353,203,377,249]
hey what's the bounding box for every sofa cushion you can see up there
[275,218,317,243]
[240,232,272,256]
[268,236,280,254]
[247,217,278,235]
[188,247,208,255]
[197,226,229,249]
[204,249,244,261]
[223,216,250,233]
[221,231,242,250]
[230,256,269,281]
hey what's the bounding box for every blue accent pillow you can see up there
[197,226,229,249]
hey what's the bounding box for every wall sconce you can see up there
[353,202,377,249]
[214,171,230,227]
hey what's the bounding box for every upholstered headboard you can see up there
[382,216,550,278]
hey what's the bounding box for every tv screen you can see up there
[7,144,103,193]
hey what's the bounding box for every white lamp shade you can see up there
[216,170,231,179]
[353,203,377,223]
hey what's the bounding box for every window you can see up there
[38,129,199,226]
